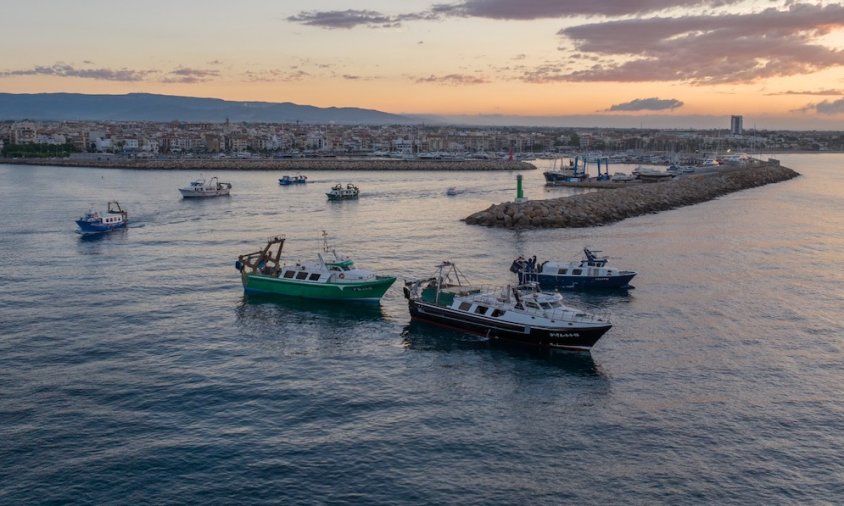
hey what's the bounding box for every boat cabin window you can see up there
[572,269,583,275]
[458,302,472,311]
[490,309,506,318]
[558,268,567,275]
[525,302,541,309]
[474,305,488,315]
[296,271,308,280]
[308,273,321,281]
[283,271,295,278]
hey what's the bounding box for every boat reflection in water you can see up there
[236,292,388,325]
[400,321,606,376]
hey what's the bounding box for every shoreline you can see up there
[464,162,800,229]
[0,157,536,171]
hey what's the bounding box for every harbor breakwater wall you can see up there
[464,162,800,229]
[0,158,535,172]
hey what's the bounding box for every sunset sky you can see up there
[2,0,844,128]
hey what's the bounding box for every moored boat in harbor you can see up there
[403,262,612,351]
[544,158,588,184]
[179,176,232,198]
[75,201,128,235]
[235,232,395,302]
[512,249,636,290]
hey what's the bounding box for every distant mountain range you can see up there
[0,92,829,130]
[0,92,416,124]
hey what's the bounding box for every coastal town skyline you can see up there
[2,1,844,129]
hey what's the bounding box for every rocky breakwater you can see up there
[464,162,800,229]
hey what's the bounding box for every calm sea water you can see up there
[1,154,843,504]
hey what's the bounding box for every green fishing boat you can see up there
[235,232,395,302]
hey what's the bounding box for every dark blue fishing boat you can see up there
[512,248,636,290]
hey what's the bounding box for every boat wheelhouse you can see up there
[513,248,636,290]
[75,201,128,235]
[404,262,612,351]
[235,232,395,302]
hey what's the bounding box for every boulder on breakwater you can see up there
[463,162,800,229]
[1,157,535,172]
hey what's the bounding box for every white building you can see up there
[12,122,37,144]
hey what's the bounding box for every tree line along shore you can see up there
[464,161,800,229]
[0,157,536,171]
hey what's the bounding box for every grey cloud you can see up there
[161,67,220,83]
[816,98,844,114]
[606,97,683,111]
[437,0,742,20]
[797,97,844,114]
[0,62,151,81]
[766,89,844,96]
[287,9,438,29]
[530,3,844,84]
[243,69,310,82]
[288,0,743,30]
[415,73,489,85]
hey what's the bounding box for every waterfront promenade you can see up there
[464,161,800,228]
[0,157,535,171]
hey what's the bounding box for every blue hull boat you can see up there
[75,201,128,235]
[517,271,636,290]
[512,248,636,291]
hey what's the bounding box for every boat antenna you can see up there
[322,230,330,253]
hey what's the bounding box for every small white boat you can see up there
[446,187,465,196]
[610,172,635,182]
[179,177,232,198]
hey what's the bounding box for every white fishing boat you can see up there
[179,177,232,198]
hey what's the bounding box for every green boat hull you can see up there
[242,273,395,302]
